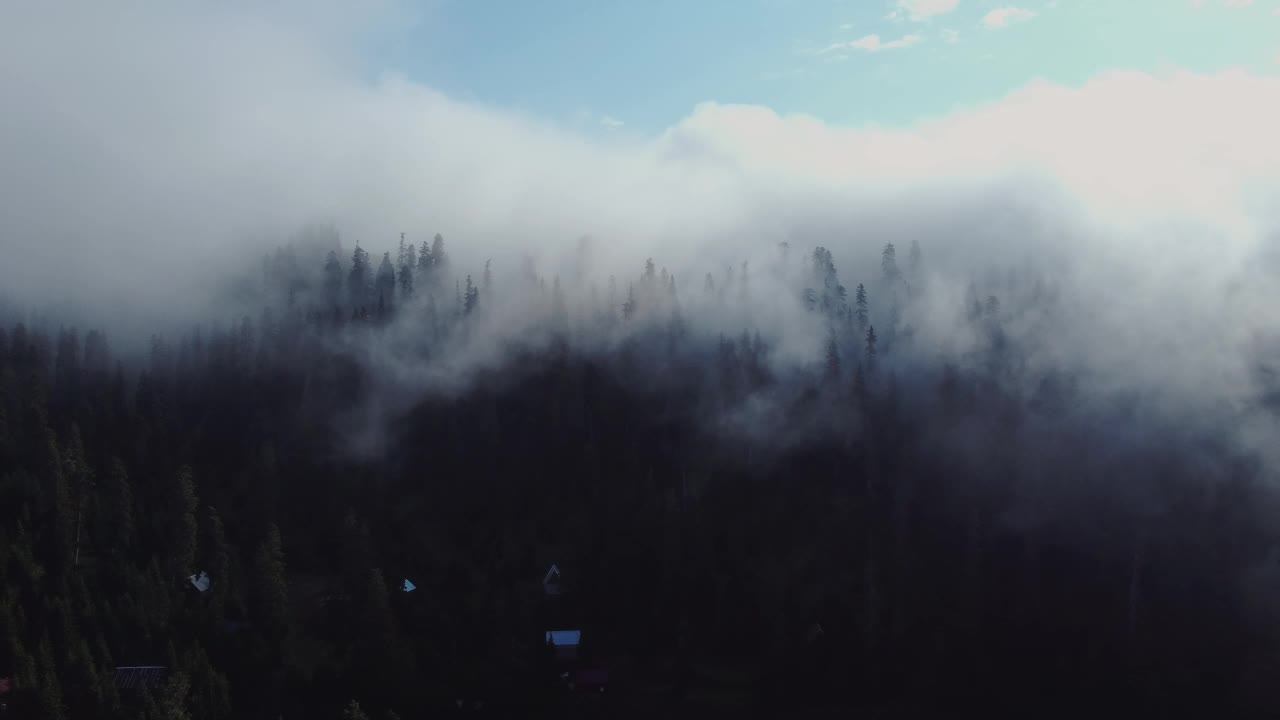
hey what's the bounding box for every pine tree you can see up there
[853,363,868,404]
[855,283,869,331]
[375,253,397,309]
[622,284,636,321]
[824,333,841,383]
[251,524,289,639]
[348,244,370,309]
[417,240,432,272]
[153,671,192,720]
[865,325,878,365]
[809,247,847,316]
[397,263,414,301]
[463,275,479,315]
[343,700,371,720]
[201,505,233,616]
[36,634,65,720]
[881,243,900,286]
[324,251,344,307]
[63,425,93,567]
[100,458,134,558]
[170,465,199,578]
[431,234,447,273]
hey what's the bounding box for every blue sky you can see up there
[380,0,1280,132]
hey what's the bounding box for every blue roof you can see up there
[545,630,581,646]
[402,579,416,592]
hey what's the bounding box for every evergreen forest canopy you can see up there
[3,226,1280,719]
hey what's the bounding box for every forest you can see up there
[2,227,1280,719]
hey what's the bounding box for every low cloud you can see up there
[2,3,1280,468]
[982,7,1037,28]
[846,33,925,51]
[894,0,961,21]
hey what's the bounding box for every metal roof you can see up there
[545,630,581,646]
[114,666,167,690]
[188,571,210,593]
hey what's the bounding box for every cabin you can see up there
[543,564,562,597]
[545,629,581,662]
[113,666,168,691]
[401,578,416,593]
[188,571,210,593]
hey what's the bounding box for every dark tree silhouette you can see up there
[348,243,370,309]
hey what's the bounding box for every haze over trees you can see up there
[3,228,1280,718]
[4,4,1280,719]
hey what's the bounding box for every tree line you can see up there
[2,230,1278,718]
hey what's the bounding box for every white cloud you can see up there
[1223,0,1254,6]
[839,22,855,30]
[4,1,1280,460]
[600,115,624,128]
[982,6,1036,28]
[941,28,960,42]
[895,0,960,21]
[847,33,924,51]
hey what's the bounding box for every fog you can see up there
[2,2,1279,463]
[7,6,1280,713]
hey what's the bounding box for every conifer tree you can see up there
[430,234,447,273]
[464,275,479,315]
[324,251,344,307]
[825,333,841,383]
[375,253,397,309]
[251,524,289,640]
[397,262,414,301]
[348,244,370,309]
[881,243,900,286]
[855,283,869,332]
[417,240,432,272]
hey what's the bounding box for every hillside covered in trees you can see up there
[3,229,1280,719]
